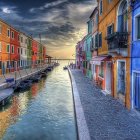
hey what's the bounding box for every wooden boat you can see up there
[63,66,68,70]
[15,80,32,91]
[29,75,42,82]
[0,88,14,106]
[41,72,47,78]
[47,67,52,71]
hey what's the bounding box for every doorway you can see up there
[117,61,126,102]
[106,62,112,94]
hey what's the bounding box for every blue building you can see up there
[131,0,140,110]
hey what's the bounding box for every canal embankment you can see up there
[0,63,53,90]
[69,68,140,140]
[68,68,90,140]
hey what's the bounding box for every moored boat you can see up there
[0,88,14,106]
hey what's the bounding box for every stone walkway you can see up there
[71,69,140,140]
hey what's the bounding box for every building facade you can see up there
[85,20,92,79]
[27,36,32,67]
[94,0,131,108]
[90,7,99,82]
[32,40,38,68]
[0,20,11,74]
[20,33,28,68]
[131,0,140,110]
[10,27,20,72]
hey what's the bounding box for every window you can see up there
[137,16,140,39]
[7,61,10,68]
[11,45,14,54]
[100,0,103,15]
[107,24,114,35]
[99,62,104,78]
[99,33,102,48]
[21,37,23,43]
[7,29,10,37]
[0,24,2,34]
[11,61,14,68]
[108,0,112,3]
[18,35,20,41]
[95,33,98,48]
[7,45,10,53]
[21,48,23,55]
[11,31,14,39]
[95,13,98,25]
[25,49,27,55]
[0,61,1,69]
[0,42,2,52]
[18,47,20,54]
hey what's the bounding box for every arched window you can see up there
[117,0,128,32]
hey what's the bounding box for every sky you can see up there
[0,0,96,59]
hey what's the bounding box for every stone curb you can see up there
[68,68,91,140]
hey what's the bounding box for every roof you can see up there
[89,7,98,19]
[45,55,52,58]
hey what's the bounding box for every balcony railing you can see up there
[105,32,129,50]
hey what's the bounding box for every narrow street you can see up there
[71,69,140,140]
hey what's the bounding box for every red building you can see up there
[32,40,38,68]
[10,27,20,72]
[43,46,46,64]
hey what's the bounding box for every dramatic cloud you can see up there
[0,0,97,59]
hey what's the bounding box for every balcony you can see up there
[105,32,129,51]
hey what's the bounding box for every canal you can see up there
[0,61,77,140]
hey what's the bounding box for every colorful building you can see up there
[85,19,92,79]
[32,40,38,67]
[10,27,20,72]
[27,36,32,67]
[20,32,28,68]
[131,0,140,110]
[0,19,11,74]
[90,7,99,82]
[43,46,46,64]
[95,0,131,108]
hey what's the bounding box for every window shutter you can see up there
[118,15,123,32]
[137,17,140,39]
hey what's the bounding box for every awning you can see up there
[90,56,108,65]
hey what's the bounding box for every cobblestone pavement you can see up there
[71,69,140,140]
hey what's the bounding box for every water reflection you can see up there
[0,61,77,140]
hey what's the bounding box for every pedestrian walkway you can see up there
[71,69,140,140]
[0,64,50,86]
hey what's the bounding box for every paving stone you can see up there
[71,69,140,140]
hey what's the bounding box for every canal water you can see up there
[0,61,77,140]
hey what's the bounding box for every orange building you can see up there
[0,19,11,74]
[95,0,131,109]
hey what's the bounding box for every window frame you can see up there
[99,0,103,15]
[7,44,10,53]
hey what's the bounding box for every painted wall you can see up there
[131,1,140,109]
[85,34,92,79]
[32,40,38,67]
[97,0,131,108]
[27,36,32,67]
[0,20,10,74]
[10,27,20,72]
[20,33,28,68]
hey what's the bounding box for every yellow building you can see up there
[96,0,131,109]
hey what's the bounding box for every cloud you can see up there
[29,0,68,13]
[0,0,97,58]
[2,7,11,13]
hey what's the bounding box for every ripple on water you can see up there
[0,61,77,140]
